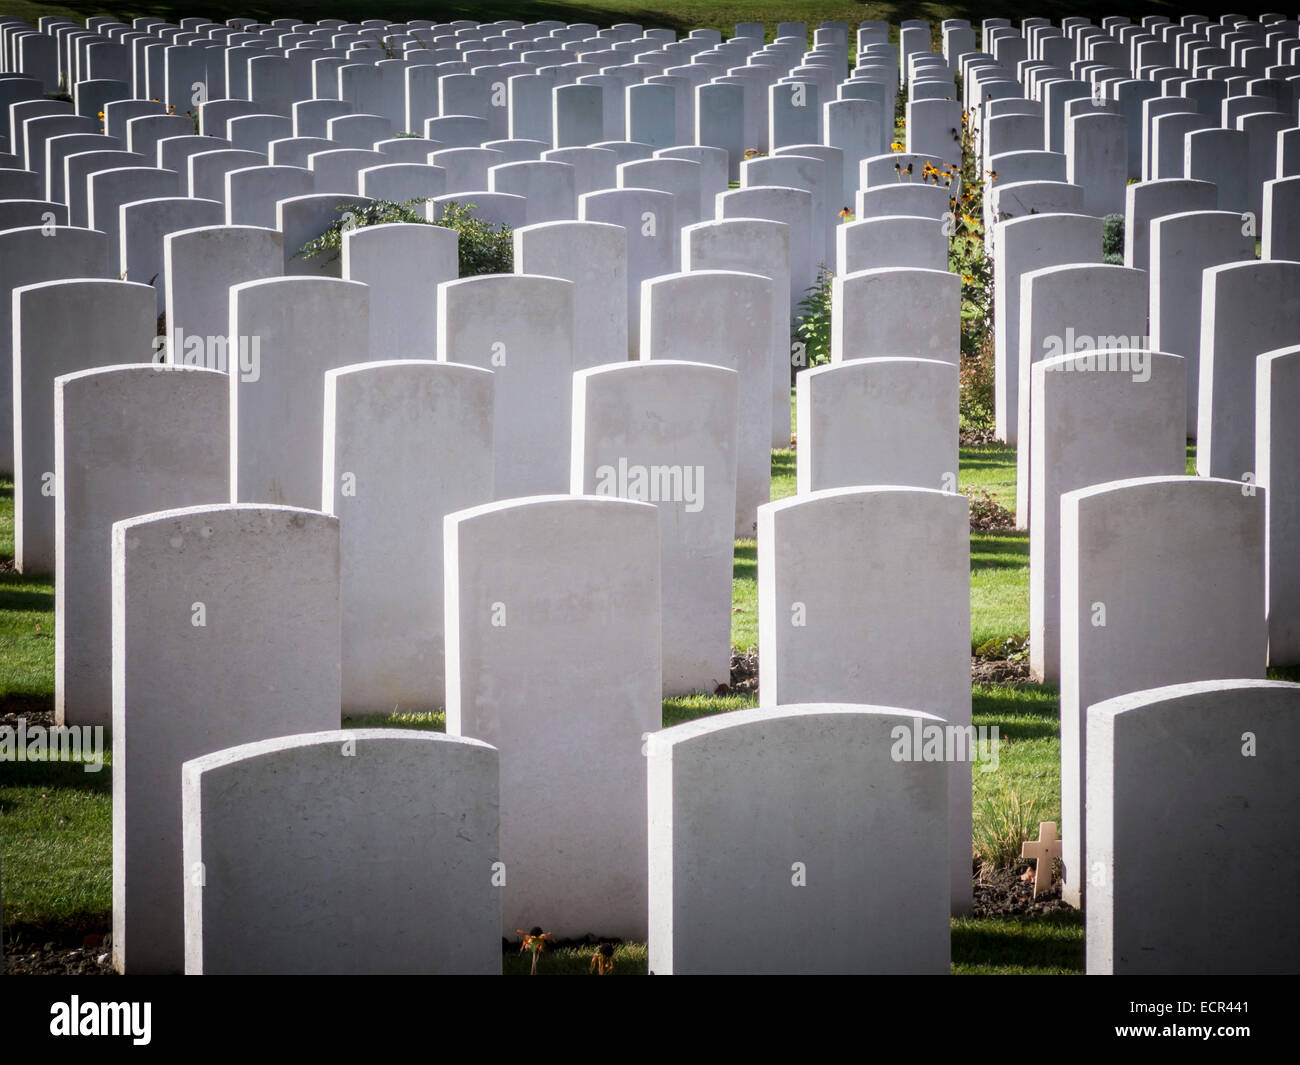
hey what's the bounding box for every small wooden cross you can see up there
[1021,821,1061,897]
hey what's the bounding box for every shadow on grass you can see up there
[960,447,1016,470]
[951,909,1085,973]
[663,691,756,728]
[733,540,755,581]
[0,578,55,613]
[970,529,1027,570]
[0,691,56,715]
[0,756,111,798]
[973,683,1059,742]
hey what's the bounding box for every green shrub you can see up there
[1102,212,1125,261]
[959,333,996,430]
[295,198,513,276]
[791,266,834,379]
[439,200,514,275]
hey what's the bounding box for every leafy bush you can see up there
[973,633,1029,660]
[791,267,834,380]
[1102,212,1125,263]
[950,106,997,430]
[439,200,514,276]
[959,332,996,431]
[964,485,1015,529]
[295,198,513,276]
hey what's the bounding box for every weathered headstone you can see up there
[437,274,573,498]
[757,485,971,911]
[55,365,229,727]
[1087,679,1300,973]
[445,495,660,938]
[324,360,493,712]
[572,360,738,695]
[647,704,950,974]
[640,269,772,537]
[13,278,154,572]
[182,730,501,974]
[1060,475,1267,907]
[796,357,958,493]
[231,276,371,507]
[112,503,341,973]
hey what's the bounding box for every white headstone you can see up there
[1060,475,1267,907]
[681,216,792,448]
[324,360,494,712]
[1016,264,1148,525]
[231,276,371,507]
[437,273,573,498]
[0,225,111,476]
[572,360,738,695]
[1087,679,1300,974]
[1256,345,1300,666]
[640,269,772,537]
[647,703,950,974]
[56,365,229,727]
[796,357,958,492]
[757,485,971,911]
[1029,350,1187,684]
[513,220,627,370]
[343,221,458,357]
[832,267,960,363]
[445,495,660,938]
[579,186,675,358]
[13,278,155,573]
[112,503,341,973]
[1198,260,1300,480]
[1148,210,1254,437]
[183,730,500,974]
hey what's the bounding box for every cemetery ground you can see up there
[3,403,1290,975]
[0,2,1234,42]
[5,6,1294,983]
[0,431,1084,976]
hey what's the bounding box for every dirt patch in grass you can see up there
[970,656,1031,686]
[960,427,1000,447]
[4,935,116,975]
[715,650,759,695]
[0,704,54,729]
[714,649,1036,692]
[972,861,1073,918]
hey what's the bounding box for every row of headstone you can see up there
[7,13,1299,978]
[975,13,1300,693]
[972,16,1300,968]
[180,699,963,974]
[103,485,970,973]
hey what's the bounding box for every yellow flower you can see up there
[890,141,905,151]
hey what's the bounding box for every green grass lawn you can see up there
[0,480,56,712]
